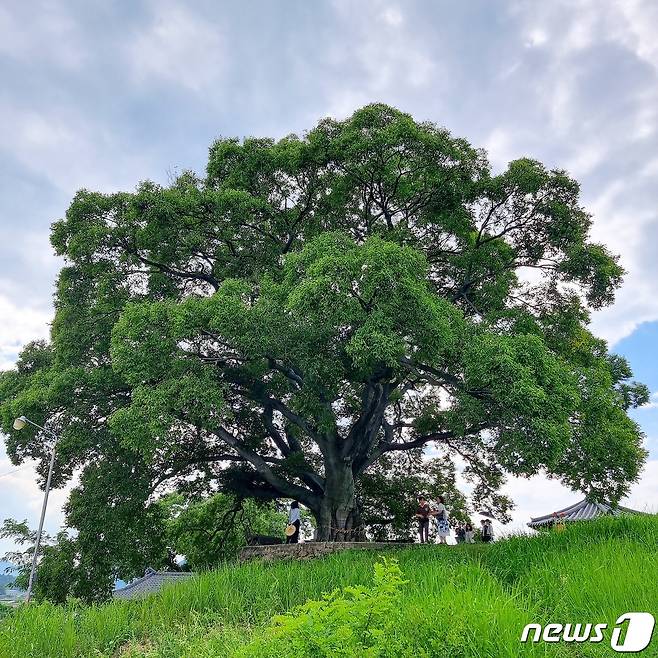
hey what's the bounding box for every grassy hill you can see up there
[1,515,656,657]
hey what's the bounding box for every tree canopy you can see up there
[0,104,648,594]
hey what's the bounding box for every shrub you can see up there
[239,558,409,657]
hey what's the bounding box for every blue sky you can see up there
[1,0,657,552]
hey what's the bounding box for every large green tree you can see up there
[0,105,647,570]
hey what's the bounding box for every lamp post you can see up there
[12,415,59,603]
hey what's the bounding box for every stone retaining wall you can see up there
[239,541,411,562]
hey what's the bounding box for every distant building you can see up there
[527,497,644,529]
[113,568,195,600]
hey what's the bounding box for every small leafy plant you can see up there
[239,558,408,658]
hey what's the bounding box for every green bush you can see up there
[239,558,408,658]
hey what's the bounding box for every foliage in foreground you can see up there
[238,558,408,657]
[1,515,657,658]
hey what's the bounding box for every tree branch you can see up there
[212,426,318,507]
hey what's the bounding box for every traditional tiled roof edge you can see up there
[527,497,644,528]
[113,569,195,600]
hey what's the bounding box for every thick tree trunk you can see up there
[314,460,358,541]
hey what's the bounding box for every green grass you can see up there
[1,515,656,657]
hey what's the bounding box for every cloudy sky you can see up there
[1,0,658,553]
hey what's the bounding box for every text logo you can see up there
[520,613,655,652]
[611,613,656,653]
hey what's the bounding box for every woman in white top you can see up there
[286,501,301,544]
[432,496,450,544]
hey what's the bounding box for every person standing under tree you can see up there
[481,519,494,543]
[486,519,494,542]
[415,495,431,544]
[286,501,301,544]
[432,496,450,545]
[464,523,475,544]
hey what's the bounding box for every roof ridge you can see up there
[114,570,194,595]
[528,497,644,527]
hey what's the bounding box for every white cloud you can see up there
[624,459,658,511]
[589,189,658,345]
[611,0,658,71]
[640,392,658,410]
[525,28,548,48]
[0,294,51,370]
[129,2,227,93]
[564,143,606,177]
[505,0,658,346]
[381,7,403,27]
[0,452,70,558]
[482,128,518,172]
[0,2,85,70]
[0,102,156,195]
[324,0,440,111]
[494,458,658,538]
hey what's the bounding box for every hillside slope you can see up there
[1,516,657,657]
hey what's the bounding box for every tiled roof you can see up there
[113,569,195,600]
[528,497,642,528]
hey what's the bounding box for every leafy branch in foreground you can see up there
[239,558,408,658]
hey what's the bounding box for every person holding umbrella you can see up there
[480,519,494,542]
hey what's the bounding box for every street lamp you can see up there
[12,416,60,603]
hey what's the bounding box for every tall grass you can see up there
[1,516,656,657]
